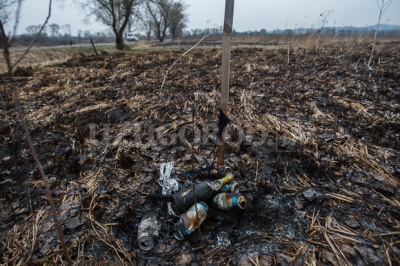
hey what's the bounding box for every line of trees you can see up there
[182,25,400,39]
[0,0,188,50]
[74,0,188,49]
[25,23,72,37]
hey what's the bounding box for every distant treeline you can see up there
[186,24,400,38]
[8,34,114,48]
[6,24,400,47]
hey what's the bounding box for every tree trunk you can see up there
[157,27,164,42]
[116,33,125,50]
[159,26,167,42]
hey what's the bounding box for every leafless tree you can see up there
[49,22,60,36]
[77,0,140,50]
[125,13,135,33]
[84,29,91,38]
[135,0,187,42]
[62,23,72,36]
[145,0,173,42]
[135,3,154,40]
[169,0,187,40]
[25,24,44,35]
[0,0,18,25]
[367,0,395,68]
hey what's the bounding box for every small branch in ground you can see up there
[367,0,394,69]
[378,58,394,64]
[160,34,210,90]
[90,38,99,56]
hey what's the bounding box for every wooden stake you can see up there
[90,38,99,56]
[216,0,234,166]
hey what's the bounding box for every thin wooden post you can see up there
[90,38,99,56]
[216,0,234,166]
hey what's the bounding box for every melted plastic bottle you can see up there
[173,201,208,241]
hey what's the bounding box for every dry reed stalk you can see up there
[306,212,369,266]
[248,255,259,266]
[2,209,46,265]
[297,174,316,188]
[26,208,46,264]
[325,193,355,203]
[368,145,396,160]
[323,231,350,266]
[260,113,311,145]
[309,101,334,121]
[308,248,318,266]
[325,216,362,239]
[331,96,372,117]
[81,167,107,195]
[290,243,309,262]
[87,194,134,265]
[373,190,400,207]
[205,245,223,257]
[373,232,400,237]
[384,243,393,266]
[333,142,400,188]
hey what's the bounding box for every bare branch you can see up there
[11,0,52,68]
[10,0,22,42]
[368,0,395,68]
[160,34,210,90]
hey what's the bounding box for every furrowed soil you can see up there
[1,42,400,265]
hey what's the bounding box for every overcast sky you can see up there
[12,0,400,36]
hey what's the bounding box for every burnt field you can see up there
[1,42,400,265]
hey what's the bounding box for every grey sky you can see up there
[13,0,400,36]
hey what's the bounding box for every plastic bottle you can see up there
[173,201,208,241]
[137,212,161,251]
[210,193,248,210]
[171,175,234,211]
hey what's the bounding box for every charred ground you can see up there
[1,42,400,265]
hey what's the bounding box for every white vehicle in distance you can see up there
[127,32,137,42]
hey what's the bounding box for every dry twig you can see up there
[0,1,72,265]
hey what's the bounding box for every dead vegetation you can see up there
[0,41,399,265]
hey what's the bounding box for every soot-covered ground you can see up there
[1,42,400,265]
